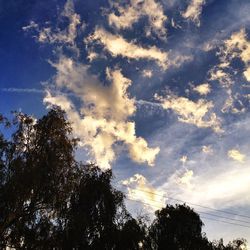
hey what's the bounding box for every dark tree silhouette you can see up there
[0,108,247,249]
[0,108,145,249]
[147,204,215,250]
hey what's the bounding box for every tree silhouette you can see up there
[0,108,144,249]
[147,204,213,250]
[0,108,247,249]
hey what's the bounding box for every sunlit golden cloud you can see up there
[223,29,250,82]
[108,0,167,39]
[86,27,169,69]
[155,93,222,132]
[122,174,166,211]
[193,83,211,95]
[182,0,206,26]
[228,149,246,163]
[44,57,159,169]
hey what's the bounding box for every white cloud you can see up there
[108,0,167,39]
[22,21,38,31]
[178,169,194,187]
[44,57,159,168]
[142,69,153,78]
[209,68,233,88]
[193,83,211,95]
[180,155,188,164]
[182,0,206,26]
[243,67,250,81]
[86,27,169,69]
[228,149,246,163]
[122,174,166,211]
[23,0,81,46]
[165,166,250,209]
[207,29,250,114]
[223,29,250,82]
[155,93,222,132]
[202,145,213,154]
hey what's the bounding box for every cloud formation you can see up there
[155,93,222,132]
[223,29,250,82]
[122,174,166,210]
[160,150,250,210]
[193,83,211,95]
[202,145,213,154]
[44,57,159,168]
[142,69,153,78]
[208,28,250,114]
[178,169,194,187]
[108,0,167,39]
[86,27,169,69]
[23,0,81,45]
[182,0,206,26]
[228,149,246,163]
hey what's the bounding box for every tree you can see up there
[147,204,212,250]
[212,238,247,250]
[0,108,145,249]
[0,108,247,249]
[0,108,79,248]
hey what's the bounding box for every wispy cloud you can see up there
[155,92,222,132]
[86,27,169,69]
[108,0,167,39]
[122,174,166,211]
[182,0,206,26]
[1,88,44,94]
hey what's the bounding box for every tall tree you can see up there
[0,109,247,249]
[0,108,145,249]
[147,204,212,250]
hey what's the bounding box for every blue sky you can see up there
[1,0,250,245]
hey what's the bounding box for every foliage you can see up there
[0,108,247,249]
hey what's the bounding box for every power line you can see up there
[116,183,250,220]
[125,197,250,229]
[200,216,250,229]
[123,192,250,225]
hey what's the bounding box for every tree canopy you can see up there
[0,108,247,249]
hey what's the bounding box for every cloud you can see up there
[22,21,38,31]
[163,164,250,209]
[108,0,167,39]
[44,57,159,168]
[23,0,81,46]
[122,174,166,211]
[155,93,222,132]
[180,155,188,164]
[243,67,250,81]
[193,83,211,95]
[228,149,246,163]
[178,169,194,187]
[182,0,206,26]
[213,29,250,85]
[202,145,213,154]
[208,29,250,114]
[86,27,169,69]
[223,29,250,82]
[142,69,153,78]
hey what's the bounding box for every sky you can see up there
[1,0,250,245]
